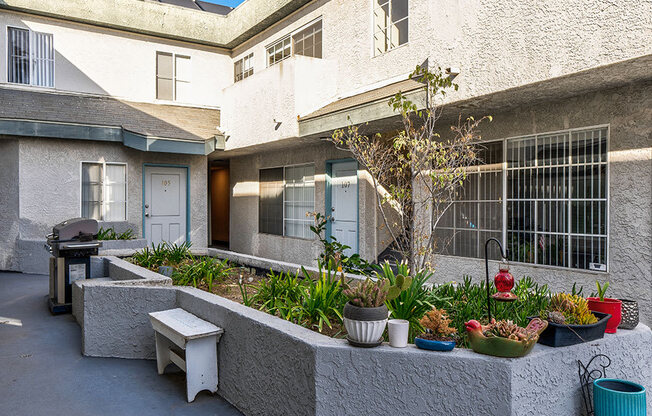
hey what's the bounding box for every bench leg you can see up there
[155,332,173,375]
[185,335,218,403]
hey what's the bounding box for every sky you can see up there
[201,0,245,8]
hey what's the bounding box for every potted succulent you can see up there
[587,281,622,334]
[465,318,548,358]
[536,293,610,347]
[342,275,409,347]
[414,308,457,351]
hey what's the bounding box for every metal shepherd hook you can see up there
[485,237,509,322]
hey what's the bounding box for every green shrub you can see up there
[293,263,346,332]
[251,270,303,317]
[172,257,232,289]
[431,276,550,348]
[130,241,192,270]
[378,262,441,342]
[97,226,136,240]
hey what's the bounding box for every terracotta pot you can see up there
[587,297,622,334]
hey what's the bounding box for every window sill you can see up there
[258,232,316,242]
[372,42,409,59]
[436,254,609,274]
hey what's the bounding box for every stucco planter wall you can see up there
[74,257,652,416]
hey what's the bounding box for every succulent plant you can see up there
[542,293,598,325]
[483,319,534,342]
[343,278,388,307]
[419,308,456,338]
[343,274,412,308]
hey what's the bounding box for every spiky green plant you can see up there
[542,293,597,325]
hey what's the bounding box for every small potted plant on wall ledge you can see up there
[588,281,622,334]
[414,308,457,351]
[342,276,409,347]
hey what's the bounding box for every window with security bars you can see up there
[234,53,254,83]
[292,21,322,58]
[267,37,291,66]
[7,27,54,87]
[435,127,609,271]
[81,162,127,221]
[437,141,503,260]
[373,0,408,56]
[259,164,315,239]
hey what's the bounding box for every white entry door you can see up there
[330,161,358,255]
[144,166,187,246]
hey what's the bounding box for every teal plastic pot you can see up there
[593,378,646,416]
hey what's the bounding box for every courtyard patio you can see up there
[0,272,242,416]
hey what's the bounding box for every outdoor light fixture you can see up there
[484,237,517,322]
[273,118,282,130]
[446,67,460,79]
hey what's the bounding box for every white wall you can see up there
[221,0,651,149]
[0,10,232,107]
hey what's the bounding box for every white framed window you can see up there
[266,37,291,67]
[156,52,191,101]
[234,53,254,83]
[266,18,324,67]
[373,0,408,56]
[292,20,322,58]
[81,162,127,221]
[259,164,315,239]
[7,26,54,87]
[435,126,609,272]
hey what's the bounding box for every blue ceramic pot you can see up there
[593,378,646,416]
[414,337,455,351]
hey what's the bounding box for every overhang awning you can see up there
[298,54,652,139]
[0,87,224,155]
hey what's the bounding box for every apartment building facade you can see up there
[0,0,650,321]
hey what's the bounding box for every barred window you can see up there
[435,126,609,271]
[234,53,254,83]
[7,27,54,87]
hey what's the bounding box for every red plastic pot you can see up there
[587,297,622,334]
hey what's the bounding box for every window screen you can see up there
[81,163,103,220]
[259,168,284,235]
[7,27,54,87]
[104,164,127,221]
[293,21,322,58]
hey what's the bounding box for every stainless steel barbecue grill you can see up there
[46,218,102,314]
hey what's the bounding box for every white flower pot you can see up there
[343,317,388,344]
[388,319,409,348]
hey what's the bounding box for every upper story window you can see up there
[267,19,323,67]
[259,164,315,239]
[81,162,127,221]
[436,127,609,272]
[7,27,54,87]
[373,0,408,55]
[267,37,291,67]
[156,52,191,101]
[292,21,322,58]
[234,53,254,83]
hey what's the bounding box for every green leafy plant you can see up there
[378,262,440,342]
[238,274,254,307]
[172,257,232,289]
[595,281,610,301]
[293,262,346,333]
[309,212,373,275]
[97,226,136,240]
[251,269,303,317]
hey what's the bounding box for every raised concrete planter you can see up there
[73,257,652,416]
[98,238,148,257]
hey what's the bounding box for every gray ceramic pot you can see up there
[343,302,388,321]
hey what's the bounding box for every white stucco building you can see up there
[0,0,650,322]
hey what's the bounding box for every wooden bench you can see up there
[148,308,224,402]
